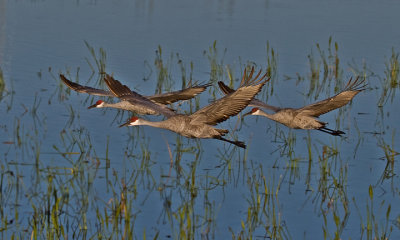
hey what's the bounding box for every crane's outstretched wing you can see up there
[298,77,366,117]
[218,81,281,112]
[60,74,114,97]
[61,74,210,104]
[104,75,176,118]
[191,67,269,125]
[148,83,211,104]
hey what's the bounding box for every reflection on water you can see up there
[2,41,399,239]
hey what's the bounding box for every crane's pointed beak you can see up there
[87,104,97,109]
[119,121,130,128]
[241,110,253,118]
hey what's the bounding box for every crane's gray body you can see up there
[121,67,270,148]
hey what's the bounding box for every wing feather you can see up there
[60,74,114,97]
[147,83,211,104]
[104,75,176,118]
[61,74,209,104]
[298,77,366,117]
[191,68,269,125]
[218,81,281,112]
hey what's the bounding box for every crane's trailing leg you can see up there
[215,136,246,149]
[318,127,345,136]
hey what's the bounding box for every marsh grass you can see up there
[204,41,227,100]
[154,45,174,94]
[84,41,107,83]
[2,41,400,239]
[378,48,400,106]
[353,186,393,240]
[316,145,350,239]
[376,131,398,193]
[230,166,291,239]
[290,37,344,101]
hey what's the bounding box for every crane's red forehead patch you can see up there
[130,116,139,122]
[96,100,103,105]
[251,107,259,113]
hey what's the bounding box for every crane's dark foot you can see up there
[233,141,247,149]
[331,130,345,136]
[215,136,247,149]
[318,127,345,136]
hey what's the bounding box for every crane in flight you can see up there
[60,74,210,115]
[89,74,178,117]
[219,77,366,136]
[119,67,270,148]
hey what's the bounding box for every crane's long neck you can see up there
[103,102,127,110]
[135,118,170,129]
[255,109,276,120]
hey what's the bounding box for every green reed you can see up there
[353,186,393,240]
[204,41,227,99]
[291,37,343,101]
[84,41,107,79]
[378,48,400,106]
[376,130,398,193]
[176,53,200,114]
[154,45,174,94]
[230,165,291,239]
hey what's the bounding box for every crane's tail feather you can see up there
[215,136,246,149]
[318,127,345,136]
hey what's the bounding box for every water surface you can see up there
[1,0,400,239]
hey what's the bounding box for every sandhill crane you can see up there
[87,74,177,117]
[119,68,270,148]
[60,74,210,109]
[219,77,366,136]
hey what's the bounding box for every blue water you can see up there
[1,0,400,239]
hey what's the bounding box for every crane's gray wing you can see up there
[147,83,211,104]
[191,68,269,125]
[60,74,115,97]
[298,77,366,117]
[218,81,281,112]
[104,75,176,118]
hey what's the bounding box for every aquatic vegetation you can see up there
[262,41,278,101]
[377,48,400,106]
[376,131,399,193]
[154,45,174,94]
[353,186,393,240]
[230,166,291,239]
[290,37,344,100]
[84,41,107,82]
[2,41,400,239]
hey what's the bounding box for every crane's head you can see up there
[242,107,261,117]
[119,116,141,127]
[88,100,105,109]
